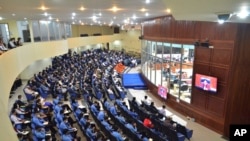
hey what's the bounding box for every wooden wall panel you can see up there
[210,66,228,84]
[194,47,211,63]
[207,97,225,117]
[141,16,250,138]
[211,49,232,67]
[191,88,206,110]
[224,24,250,137]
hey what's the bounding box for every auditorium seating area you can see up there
[8,48,193,141]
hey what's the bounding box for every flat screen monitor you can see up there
[158,85,168,99]
[195,74,217,92]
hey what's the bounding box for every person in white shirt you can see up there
[142,96,151,106]
[158,105,166,116]
[8,37,16,49]
[0,39,8,51]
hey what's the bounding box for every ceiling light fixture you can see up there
[132,15,137,20]
[40,6,48,11]
[44,12,48,16]
[218,19,225,24]
[237,7,249,19]
[140,8,147,12]
[0,17,3,20]
[80,6,85,11]
[146,0,150,4]
[166,9,171,13]
[12,13,15,16]
[145,13,149,16]
[72,13,76,16]
[109,6,121,12]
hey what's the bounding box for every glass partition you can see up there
[141,40,194,103]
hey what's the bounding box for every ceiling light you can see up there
[72,13,76,16]
[92,15,97,21]
[56,19,59,22]
[40,6,48,11]
[145,13,149,16]
[109,6,121,12]
[218,19,225,24]
[44,12,48,16]
[72,22,75,24]
[140,8,147,12]
[48,16,52,20]
[99,13,102,16]
[132,15,137,20]
[146,0,150,4]
[166,9,171,13]
[12,13,15,16]
[0,17,3,20]
[237,9,249,19]
[24,18,27,20]
[72,17,75,19]
[80,6,85,11]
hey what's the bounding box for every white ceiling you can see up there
[0,0,250,26]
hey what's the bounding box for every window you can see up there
[141,40,194,103]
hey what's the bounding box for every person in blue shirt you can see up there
[90,102,99,116]
[33,127,46,141]
[125,121,137,134]
[97,110,106,121]
[71,99,79,111]
[86,124,97,140]
[103,97,110,110]
[115,112,126,124]
[111,126,125,141]
[79,114,90,129]
[101,116,113,131]
[32,113,47,128]
[109,104,118,116]
[62,130,81,141]
[59,117,77,137]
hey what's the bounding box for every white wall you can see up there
[20,58,52,80]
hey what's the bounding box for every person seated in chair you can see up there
[143,115,154,129]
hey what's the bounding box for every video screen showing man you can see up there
[200,78,210,91]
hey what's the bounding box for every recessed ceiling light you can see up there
[44,12,48,16]
[56,19,59,22]
[145,13,149,16]
[48,16,52,20]
[237,7,249,19]
[80,6,85,11]
[146,0,150,4]
[0,17,3,20]
[72,17,75,20]
[40,6,48,11]
[12,13,15,16]
[109,6,122,12]
[140,8,147,12]
[24,18,27,20]
[218,19,225,24]
[132,15,137,20]
[166,9,171,13]
[72,13,76,16]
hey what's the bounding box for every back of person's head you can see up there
[113,126,118,131]
[144,96,148,99]
[162,105,166,109]
[17,95,22,99]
